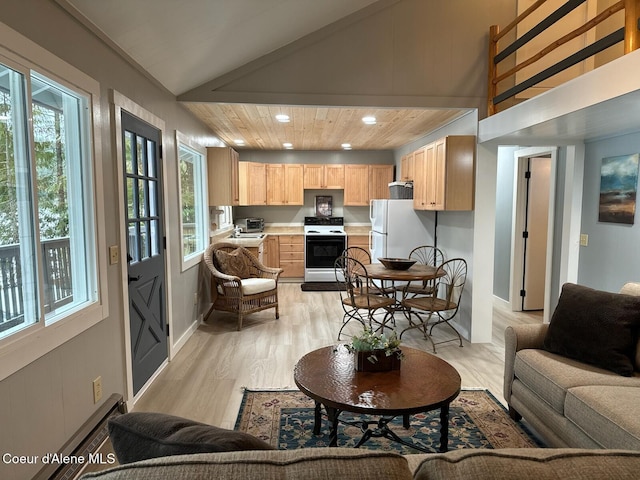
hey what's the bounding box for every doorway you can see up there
[510,147,557,317]
[121,111,168,395]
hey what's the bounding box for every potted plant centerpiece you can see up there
[345,328,403,372]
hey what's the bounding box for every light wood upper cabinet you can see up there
[207,147,239,206]
[303,164,344,189]
[239,162,267,206]
[324,164,345,189]
[412,146,427,210]
[267,164,303,205]
[413,136,475,211]
[368,164,394,200]
[400,151,414,181]
[344,164,369,206]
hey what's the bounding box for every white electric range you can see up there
[303,216,347,282]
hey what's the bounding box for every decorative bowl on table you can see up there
[377,257,416,270]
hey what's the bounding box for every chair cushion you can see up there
[543,283,640,376]
[240,278,276,295]
[214,249,250,279]
[107,412,273,464]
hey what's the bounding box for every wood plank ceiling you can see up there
[184,103,469,150]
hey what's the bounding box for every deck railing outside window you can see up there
[0,237,72,333]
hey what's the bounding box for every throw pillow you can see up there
[543,283,640,376]
[108,412,273,464]
[214,248,250,279]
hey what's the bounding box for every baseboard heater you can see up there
[33,393,127,480]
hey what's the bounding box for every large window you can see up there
[177,134,208,269]
[0,60,98,341]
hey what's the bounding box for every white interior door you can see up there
[522,157,551,310]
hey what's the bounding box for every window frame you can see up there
[0,23,108,381]
[175,131,209,271]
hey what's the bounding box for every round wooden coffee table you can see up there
[293,345,461,452]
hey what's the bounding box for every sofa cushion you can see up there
[413,448,640,480]
[79,448,413,480]
[514,349,640,414]
[107,412,273,464]
[565,386,640,449]
[543,283,640,376]
[214,248,250,279]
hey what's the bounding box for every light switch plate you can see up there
[579,234,588,246]
[109,245,119,264]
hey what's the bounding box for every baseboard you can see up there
[170,319,200,360]
[32,394,125,480]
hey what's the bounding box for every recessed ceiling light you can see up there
[362,116,377,125]
[341,143,352,150]
[275,114,290,123]
[283,142,293,149]
[233,139,245,146]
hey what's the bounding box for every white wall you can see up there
[579,131,640,290]
[0,3,213,478]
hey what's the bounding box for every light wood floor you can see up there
[133,283,542,429]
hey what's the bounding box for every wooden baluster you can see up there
[624,0,640,53]
[487,25,499,116]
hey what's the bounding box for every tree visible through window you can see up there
[178,141,207,266]
[0,64,96,340]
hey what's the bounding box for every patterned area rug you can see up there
[235,389,544,454]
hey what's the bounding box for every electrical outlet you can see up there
[193,293,198,305]
[109,245,120,265]
[93,376,103,404]
[580,234,588,246]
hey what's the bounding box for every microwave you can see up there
[236,217,264,233]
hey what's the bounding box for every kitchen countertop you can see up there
[209,224,371,247]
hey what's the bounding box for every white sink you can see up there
[228,233,265,239]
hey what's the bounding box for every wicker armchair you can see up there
[203,242,283,331]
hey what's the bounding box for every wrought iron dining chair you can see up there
[399,258,467,353]
[402,245,445,299]
[334,255,396,340]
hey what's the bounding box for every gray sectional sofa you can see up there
[504,282,640,448]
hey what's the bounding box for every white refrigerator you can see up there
[369,199,435,261]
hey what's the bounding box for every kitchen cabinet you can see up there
[368,164,393,200]
[279,235,304,278]
[347,234,370,253]
[266,164,304,205]
[244,243,264,263]
[207,147,239,206]
[343,164,369,206]
[303,164,344,189]
[413,135,475,211]
[400,151,414,181]
[239,162,267,206]
[263,235,280,268]
[412,146,428,210]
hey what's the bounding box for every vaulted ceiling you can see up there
[60,0,471,150]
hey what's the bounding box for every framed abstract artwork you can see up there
[598,153,639,225]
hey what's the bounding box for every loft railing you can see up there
[0,237,72,333]
[488,0,640,115]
